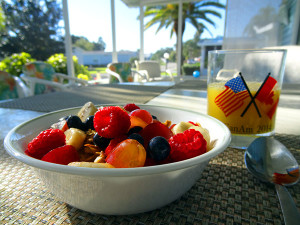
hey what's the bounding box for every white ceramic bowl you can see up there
[4,104,231,215]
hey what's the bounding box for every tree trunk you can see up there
[174,19,185,75]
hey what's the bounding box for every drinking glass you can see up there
[207,49,287,149]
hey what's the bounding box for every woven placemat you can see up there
[1,134,299,225]
[0,84,171,112]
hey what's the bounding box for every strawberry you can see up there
[41,145,80,165]
[25,129,66,159]
[168,129,207,162]
[93,106,130,138]
[123,103,140,112]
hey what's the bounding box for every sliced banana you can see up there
[68,162,114,168]
[188,125,210,150]
[65,128,87,151]
[172,121,194,134]
[77,101,98,122]
[208,139,217,151]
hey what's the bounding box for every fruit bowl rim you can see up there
[4,104,231,177]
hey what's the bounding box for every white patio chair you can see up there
[0,71,30,100]
[106,62,147,83]
[135,60,174,82]
[20,61,88,96]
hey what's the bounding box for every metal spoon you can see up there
[245,137,300,225]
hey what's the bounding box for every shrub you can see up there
[47,53,91,79]
[77,74,89,80]
[182,63,200,75]
[0,52,35,76]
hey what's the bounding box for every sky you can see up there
[67,0,226,54]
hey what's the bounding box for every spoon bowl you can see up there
[245,137,300,225]
[245,137,299,185]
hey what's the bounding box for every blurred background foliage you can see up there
[0,0,206,78]
[0,52,91,79]
[0,0,65,60]
[47,53,90,79]
[0,52,35,76]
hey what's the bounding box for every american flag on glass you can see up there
[215,76,249,117]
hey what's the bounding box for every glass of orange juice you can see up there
[207,49,287,149]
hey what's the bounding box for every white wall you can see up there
[73,48,138,66]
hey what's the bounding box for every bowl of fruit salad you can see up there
[4,102,231,215]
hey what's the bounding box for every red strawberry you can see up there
[168,129,207,162]
[25,129,66,159]
[93,106,130,138]
[123,103,140,112]
[41,145,79,165]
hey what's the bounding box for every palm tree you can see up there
[144,1,225,72]
[0,6,5,32]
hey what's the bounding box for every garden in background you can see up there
[0,0,219,80]
[0,50,204,83]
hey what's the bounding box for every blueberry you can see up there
[93,133,110,149]
[66,115,86,131]
[85,115,94,130]
[148,136,170,161]
[128,133,144,145]
[127,126,143,135]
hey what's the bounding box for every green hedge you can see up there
[47,53,91,79]
[182,63,200,75]
[0,52,90,80]
[0,52,35,76]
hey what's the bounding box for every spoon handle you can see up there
[275,184,300,225]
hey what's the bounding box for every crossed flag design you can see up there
[214,73,278,118]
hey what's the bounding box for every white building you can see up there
[73,47,138,66]
[198,37,223,75]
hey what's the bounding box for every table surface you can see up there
[1,78,299,224]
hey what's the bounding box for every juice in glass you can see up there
[207,81,281,136]
[207,49,286,148]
